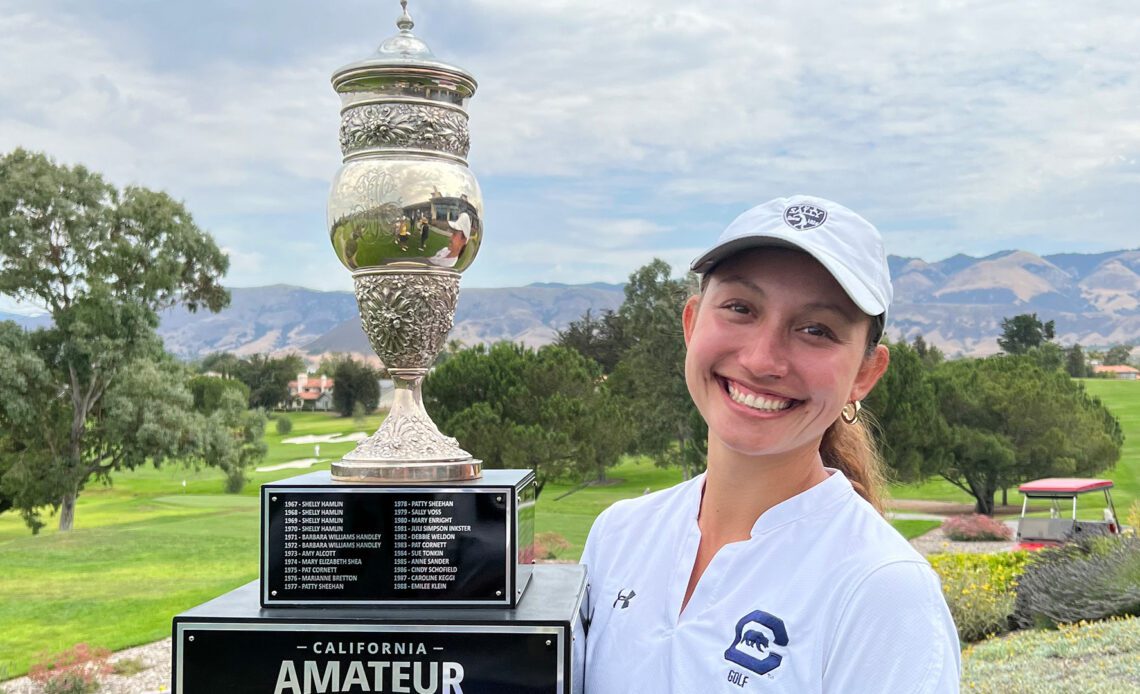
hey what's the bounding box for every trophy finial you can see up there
[397,0,414,31]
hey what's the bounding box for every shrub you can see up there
[275,415,293,435]
[111,657,148,676]
[188,375,251,414]
[1126,501,1140,536]
[930,551,1030,642]
[533,531,571,560]
[961,615,1140,692]
[223,469,247,494]
[941,514,1013,541]
[29,644,111,694]
[1013,536,1140,629]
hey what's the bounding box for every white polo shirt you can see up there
[577,470,960,693]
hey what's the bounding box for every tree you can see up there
[188,374,251,415]
[198,389,268,493]
[316,352,352,377]
[236,353,304,410]
[199,351,243,379]
[862,339,948,483]
[930,356,1122,514]
[608,259,706,479]
[1104,344,1135,366]
[424,343,630,494]
[556,309,631,374]
[997,313,1054,355]
[1065,344,1091,378]
[1027,342,1065,373]
[909,333,945,369]
[0,321,215,532]
[0,149,229,531]
[332,357,381,417]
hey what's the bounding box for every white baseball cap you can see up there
[690,195,893,323]
[448,212,472,240]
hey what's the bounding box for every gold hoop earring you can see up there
[840,401,861,424]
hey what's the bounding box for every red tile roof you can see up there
[1093,364,1139,374]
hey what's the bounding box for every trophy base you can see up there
[173,565,585,694]
[332,458,482,483]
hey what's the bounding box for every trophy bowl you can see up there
[327,2,483,482]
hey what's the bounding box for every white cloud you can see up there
[2,0,1139,292]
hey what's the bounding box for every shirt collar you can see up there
[749,467,855,536]
[685,467,857,537]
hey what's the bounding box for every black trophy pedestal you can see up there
[173,564,585,694]
[262,469,536,607]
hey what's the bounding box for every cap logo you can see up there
[783,204,827,231]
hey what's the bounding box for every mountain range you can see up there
[888,249,1140,355]
[2,249,1139,360]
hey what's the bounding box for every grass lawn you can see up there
[0,410,937,678]
[890,519,942,539]
[891,379,1140,520]
[0,411,383,677]
[961,615,1140,693]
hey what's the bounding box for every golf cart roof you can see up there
[1018,478,1114,496]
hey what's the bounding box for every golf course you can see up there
[0,379,1137,682]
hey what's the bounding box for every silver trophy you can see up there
[328,1,482,482]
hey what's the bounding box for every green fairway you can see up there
[890,519,942,539]
[891,379,1140,518]
[0,411,384,677]
[0,408,940,678]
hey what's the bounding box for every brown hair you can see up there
[820,412,887,514]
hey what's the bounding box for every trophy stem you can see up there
[332,270,481,483]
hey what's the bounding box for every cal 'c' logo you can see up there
[724,610,789,675]
[783,204,827,230]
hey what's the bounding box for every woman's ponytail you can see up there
[820,413,887,514]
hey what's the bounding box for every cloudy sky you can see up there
[2,0,1138,308]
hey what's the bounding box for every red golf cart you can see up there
[1014,478,1122,551]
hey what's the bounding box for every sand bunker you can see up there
[281,432,369,445]
[256,458,320,472]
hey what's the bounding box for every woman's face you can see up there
[682,248,889,461]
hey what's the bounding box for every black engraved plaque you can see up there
[262,470,534,607]
[173,566,586,694]
[179,624,560,694]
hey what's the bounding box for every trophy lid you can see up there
[332,1,477,98]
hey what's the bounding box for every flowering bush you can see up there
[941,514,1013,541]
[28,644,111,694]
[534,531,571,560]
[930,551,1030,642]
[1126,501,1140,536]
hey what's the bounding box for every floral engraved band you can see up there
[354,269,459,369]
[340,103,470,159]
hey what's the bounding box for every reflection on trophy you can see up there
[328,0,482,482]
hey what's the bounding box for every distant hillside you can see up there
[157,283,625,360]
[8,249,1140,360]
[888,248,1140,355]
[158,285,359,359]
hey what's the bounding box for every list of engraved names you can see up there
[281,497,379,592]
[277,494,473,595]
[392,498,471,591]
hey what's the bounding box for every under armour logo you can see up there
[613,589,636,609]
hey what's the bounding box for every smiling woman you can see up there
[578,196,960,693]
